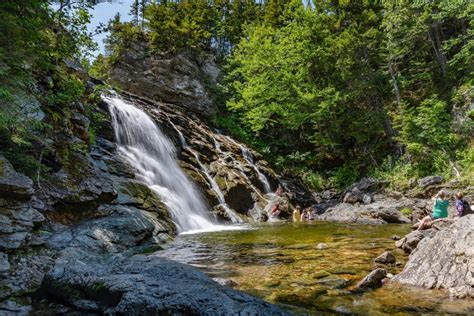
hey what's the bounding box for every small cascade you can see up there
[105,95,218,233]
[239,146,272,193]
[189,150,243,224]
[169,121,243,223]
[218,135,272,194]
[168,120,187,147]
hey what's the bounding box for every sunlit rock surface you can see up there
[394,215,474,298]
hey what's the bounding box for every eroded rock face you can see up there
[108,42,218,116]
[394,215,474,298]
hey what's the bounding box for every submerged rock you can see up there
[213,277,238,287]
[394,215,474,299]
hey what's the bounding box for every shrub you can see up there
[400,207,413,216]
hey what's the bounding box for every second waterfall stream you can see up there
[105,95,241,234]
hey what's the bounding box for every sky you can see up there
[87,0,134,56]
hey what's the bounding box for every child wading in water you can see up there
[417,190,449,230]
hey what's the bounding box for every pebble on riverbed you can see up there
[212,278,237,287]
[316,243,328,250]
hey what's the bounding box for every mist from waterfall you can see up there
[106,95,223,234]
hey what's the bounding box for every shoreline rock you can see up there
[393,215,474,299]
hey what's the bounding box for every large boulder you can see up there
[394,215,474,298]
[41,254,286,315]
[395,230,436,254]
[417,175,443,188]
[316,202,410,225]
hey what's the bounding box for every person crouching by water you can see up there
[292,205,301,222]
[300,207,315,222]
[417,190,449,230]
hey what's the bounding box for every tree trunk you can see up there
[388,61,401,106]
[428,22,448,78]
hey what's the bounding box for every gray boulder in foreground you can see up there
[394,215,474,298]
[42,253,286,315]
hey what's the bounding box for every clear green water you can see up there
[154,222,474,315]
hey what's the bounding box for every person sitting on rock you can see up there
[455,191,471,217]
[270,203,281,218]
[417,190,449,230]
[292,205,301,222]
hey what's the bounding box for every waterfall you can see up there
[240,146,272,193]
[105,96,218,233]
[169,121,243,223]
[218,135,272,194]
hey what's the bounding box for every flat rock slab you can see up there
[42,254,287,315]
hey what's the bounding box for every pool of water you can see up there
[153,222,474,315]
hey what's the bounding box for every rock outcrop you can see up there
[108,41,219,116]
[394,215,474,299]
[315,200,411,225]
[0,80,287,314]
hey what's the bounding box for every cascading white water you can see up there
[105,96,219,233]
[219,135,272,194]
[240,146,272,193]
[169,121,243,223]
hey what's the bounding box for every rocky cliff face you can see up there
[108,41,219,117]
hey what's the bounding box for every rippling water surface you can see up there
[154,222,474,315]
